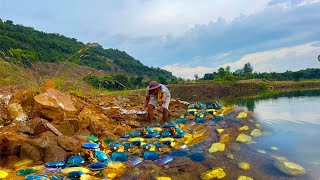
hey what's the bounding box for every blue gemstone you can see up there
[45,161,66,168]
[123,143,133,150]
[95,151,109,162]
[108,142,122,150]
[143,151,160,161]
[189,153,205,162]
[146,127,155,134]
[176,118,187,124]
[127,156,143,167]
[87,162,107,171]
[195,117,206,123]
[51,175,64,180]
[175,128,184,134]
[187,104,195,109]
[161,131,171,137]
[111,152,128,162]
[173,134,184,139]
[25,175,49,180]
[132,141,142,146]
[17,168,36,176]
[171,150,188,157]
[67,171,85,178]
[67,156,85,167]
[212,117,223,122]
[129,131,141,138]
[153,133,161,138]
[155,143,163,149]
[81,142,99,149]
[143,134,154,138]
[162,124,177,129]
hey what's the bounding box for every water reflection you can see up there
[234,89,320,179]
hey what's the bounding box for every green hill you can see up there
[0,19,177,87]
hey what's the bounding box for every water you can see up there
[233,89,320,179]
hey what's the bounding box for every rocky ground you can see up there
[0,81,313,179]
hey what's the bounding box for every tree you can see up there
[194,74,199,80]
[203,73,214,80]
[243,63,253,75]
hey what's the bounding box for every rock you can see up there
[28,131,58,149]
[27,117,48,134]
[57,135,79,151]
[237,162,251,170]
[238,126,249,131]
[0,95,12,105]
[45,122,62,136]
[7,103,28,121]
[250,129,262,137]
[34,88,77,123]
[20,143,43,161]
[0,169,8,179]
[55,120,75,136]
[200,167,226,179]
[237,112,247,119]
[273,159,305,176]
[208,143,225,153]
[0,136,21,156]
[215,129,224,134]
[226,153,234,160]
[219,134,230,143]
[9,90,34,107]
[236,134,252,143]
[44,145,68,162]
[17,125,35,135]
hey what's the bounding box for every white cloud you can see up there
[220,41,320,72]
[162,64,215,79]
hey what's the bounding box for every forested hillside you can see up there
[0,19,177,85]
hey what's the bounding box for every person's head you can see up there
[148,81,160,95]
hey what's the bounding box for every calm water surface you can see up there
[234,89,320,179]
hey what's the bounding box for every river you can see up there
[232,89,320,179]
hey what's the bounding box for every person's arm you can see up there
[161,92,166,105]
[143,95,150,109]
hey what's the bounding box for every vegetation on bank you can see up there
[200,63,320,82]
[0,19,178,87]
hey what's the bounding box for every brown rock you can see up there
[27,117,48,134]
[9,90,34,107]
[34,88,77,123]
[44,145,67,162]
[17,124,35,135]
[28,131,58,149]
[57,135,79,151]
[20,143,43,161]
[55,120,75,136]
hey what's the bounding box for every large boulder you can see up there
[34,88,77,123]
[44,145,67,162]
[57,135,79,152]
[20,143,43,161]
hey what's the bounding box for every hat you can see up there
[148,81,161,90]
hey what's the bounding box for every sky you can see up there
[0,0,320,79]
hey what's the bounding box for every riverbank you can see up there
[0,81,314,179]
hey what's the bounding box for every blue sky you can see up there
[0,0,319,78]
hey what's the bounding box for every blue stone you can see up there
[45,161,66,168]
[51,175,64,180]
[173,134,184,139]
[175,128,184,134]
[153,133,161,138]
[189,153,205,162]
[129,131,141,138]
[109,142,123,150]
[127,156,143,167]
[176,118,187,124]
[171,150,188,157]
[161,131,171,137]
[143,134,154,138]
[87,162,107,171]
[111,152,128,162]
[155,143,163,149]
[25,175,49,180]
[195,117,206,123]
[123,143,133,150]
[146,127,155,134]
[95,151,109,162]
[212,117,223,122]
[67,171,85,178]
[17,168,36,176]
[67,156,85,167]
[187,104,195,109]
[143,151,160,161]
[162,124,177,129]
[81,142,99,149]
